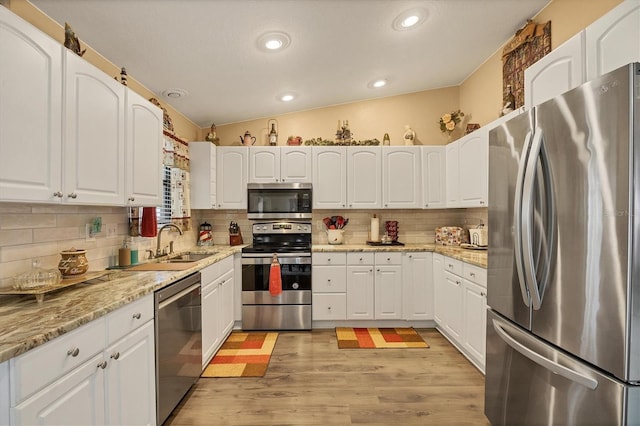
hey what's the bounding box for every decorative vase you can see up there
[58,248,89,277]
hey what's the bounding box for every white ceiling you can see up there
[30,0,549,127]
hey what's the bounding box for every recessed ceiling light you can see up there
[392,8,427,31]
[280,93,295,102]
[257,31,291,52]
[162,88,188,99]
[368,78,388,89]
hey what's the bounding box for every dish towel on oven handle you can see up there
[269,253,282,297]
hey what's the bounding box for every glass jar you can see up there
[13,260,62,290]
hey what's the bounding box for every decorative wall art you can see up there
[502,20,551,110]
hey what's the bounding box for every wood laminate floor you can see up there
[165,329,489,425]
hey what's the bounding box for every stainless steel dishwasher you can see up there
[154,272,202,425]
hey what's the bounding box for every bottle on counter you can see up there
[119,240,131,267]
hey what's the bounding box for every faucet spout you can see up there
[156,223,183,257]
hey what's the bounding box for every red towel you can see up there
[269,255,282,297]
[140,207,157,237]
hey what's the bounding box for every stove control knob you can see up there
[292,282,299,289]
[262,226,268,230]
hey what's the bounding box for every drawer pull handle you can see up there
[110,352,120,360]
[470,272,476,277]
[97,361,108,369]
[53,191,63,198]
[327,306,332,311]
[67,348,80,357]
[132,313,142,320]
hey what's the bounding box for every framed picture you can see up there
[465,123,480,134]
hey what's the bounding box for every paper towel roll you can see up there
[370,216,380,242]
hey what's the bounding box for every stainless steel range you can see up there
[241,222,312,330]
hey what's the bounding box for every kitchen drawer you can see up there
[10,317,106,404]
[106,294,154,344]
[374,252,402,265]
[200,261,220,285]
[313,252,346,266]
[463,262,487,288]
[312,293,347,320]
[346,252,374,265]
[216,254,234,273]
[313,266,347,292]
[443,256,463,276]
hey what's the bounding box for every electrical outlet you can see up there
[106,224,118,239]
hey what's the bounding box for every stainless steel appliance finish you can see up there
[247,182,312,219]
[241,222,312,330]
[486,63,640,425]
[154,272,202,425]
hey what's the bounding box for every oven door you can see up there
[241,253,311,296]
[247,183,312,219]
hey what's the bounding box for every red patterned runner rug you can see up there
[201,332,278,377]
[336,327,429,349]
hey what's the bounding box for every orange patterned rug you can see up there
[201,332,278,377]
[336,327,429,349]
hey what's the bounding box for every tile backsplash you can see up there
[0,203,196,289]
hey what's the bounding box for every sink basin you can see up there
[163,252,215,263]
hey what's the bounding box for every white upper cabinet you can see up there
[524,31,585,110]
[458,129,488,208]
[445,141,460,207]
[189,142,217,209]
[125,89,163,206]
[280,147,312,183]
[586,0,640,81]
[64,50,126,205]
[421,146,446,209]
[382,147,421,209]
[347,147,382,209]
[249,147,312,183]
[312,147,347,209]
[216,147,248,209]
[0,7,63,203]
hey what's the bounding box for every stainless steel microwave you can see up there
[247,183,312,219]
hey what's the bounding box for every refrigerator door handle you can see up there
[522,128,543,309]
[492,319,598,390]
[514,130,534,307]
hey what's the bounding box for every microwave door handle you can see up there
[492,319,598,390]
[521,128,544,309]
[514,130,533,307]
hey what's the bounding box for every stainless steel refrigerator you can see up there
[486,63,640,425]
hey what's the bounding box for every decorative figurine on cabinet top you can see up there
[403,125,415,145]
[64,22,86,57]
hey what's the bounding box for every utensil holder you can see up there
[229,233,243,246]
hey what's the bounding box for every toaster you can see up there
[468,228,488,247]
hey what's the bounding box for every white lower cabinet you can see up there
[312,253,347,320]
[10,295,155,425]
[346,265,375,320]
[402,252,434,320]
[0,361,8,425]
[201,256,235,368]
[434,255,487,372]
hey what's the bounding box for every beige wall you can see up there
[212,87,460,147]
[8,0,200,141]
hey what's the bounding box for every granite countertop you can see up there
[0,245,242,364]
[312,243,487,268]
[0,242,486,364]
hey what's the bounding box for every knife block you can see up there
[229,232,243,246]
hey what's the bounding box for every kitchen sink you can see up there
[162,252,216,263]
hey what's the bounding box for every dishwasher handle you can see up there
[158,282,200,310]
[155,271,201,304]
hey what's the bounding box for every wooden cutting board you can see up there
[127,262,195,271]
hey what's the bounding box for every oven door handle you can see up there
[242,252,311,258]
[242,255,311,265]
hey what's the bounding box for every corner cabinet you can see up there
[421,146,446,209]
[0,7,63,203]
[312,147,347,209]
[64,50,126,205]
[382,147,421,209]
[216,147,248,209]
[125,89,163,206]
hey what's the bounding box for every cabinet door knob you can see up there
[327,279,331,282]
[376,269,380,272]
[53,191,63,198]
[327,306,332,311]
[456,280,461,285]
[67,347,80,357]
[481,292,486,297]
[110,352,120,360]
[470,272,476,277]
[480,201,485,205]
[425,204,429,207]
[132,313,142,320]
[281,179,285,182]
[128,196,135,202]
[387,257,390,261]
[68,192,78,199]
[409,255,412,259]
[97,361,108,369]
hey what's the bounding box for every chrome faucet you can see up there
[156,223,183,257]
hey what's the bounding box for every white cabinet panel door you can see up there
[347,147,382,208]
[216,147,248,209]
[202,280,221,367]
[189,142,217,209]
[403,252,434,320]
[374,266,402,320]
[463,280,487,370]
[313,147,347,209]
[524,31,585,110]
[249,147,280,183]
[346,266,374,320]
[64,51,125,205]
[433,254,445,326]
[443,270,464,341]
[281,147,312,183]
[421,146,446,209]
[0,8,63,203]
[382,147,421,208]
[458,129,488,207]
[445,142,459,207]
[586,0,640,81]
